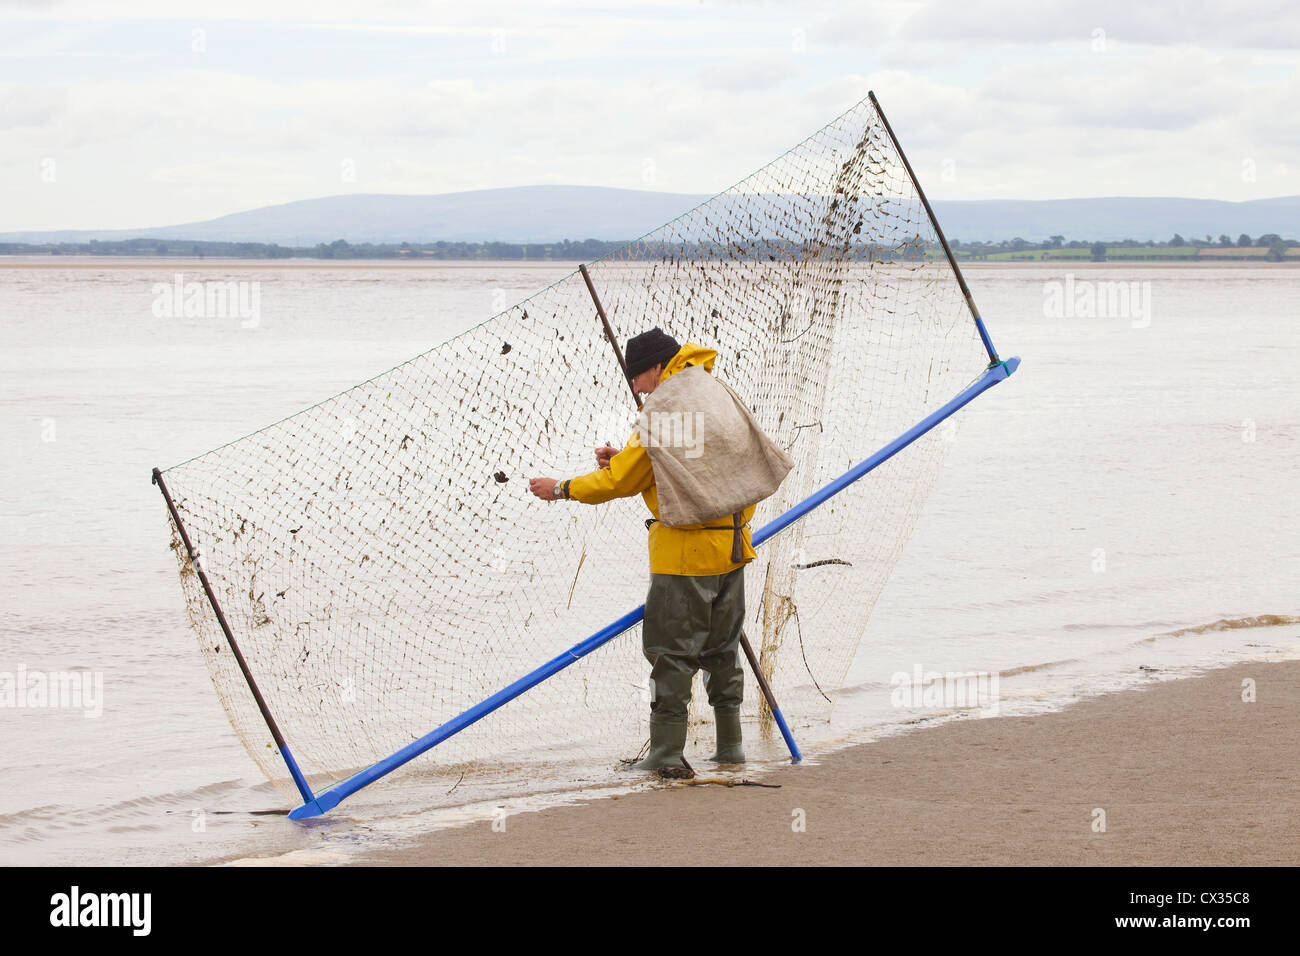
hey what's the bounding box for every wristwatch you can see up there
[552,482,564,500]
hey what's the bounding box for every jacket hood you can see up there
[660,342,717,381]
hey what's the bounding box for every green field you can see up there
[963,246,1199,261]
[954,245,1298,262]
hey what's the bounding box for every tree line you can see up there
[2,232,1295,261]
[952,233,1296,260]
[0,237,628,260]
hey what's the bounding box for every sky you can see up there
[2,0,1298,231]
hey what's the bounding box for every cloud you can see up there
[1,1,1298,232]
[900,0,1300,49]
[0,81,68,129]
[695,52,800,92]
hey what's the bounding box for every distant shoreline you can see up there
[1,255,1295,270]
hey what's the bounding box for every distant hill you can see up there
[2,186,1296,245]
[0,187,710,247]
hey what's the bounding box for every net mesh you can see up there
[161,93,990,803]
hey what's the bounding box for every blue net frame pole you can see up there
[152,467,317,806]
[288,355,1020,820]
[754,356,1020,547]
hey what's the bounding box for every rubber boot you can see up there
[630,714,690,773]
[707,706,745,764]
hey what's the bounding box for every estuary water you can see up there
[1,258,1296,865]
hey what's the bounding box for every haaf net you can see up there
[159,92,998,809]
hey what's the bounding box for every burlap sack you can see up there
[637,364,794,534]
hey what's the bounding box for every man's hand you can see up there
[595,445,619,469]
[528,477,561,501]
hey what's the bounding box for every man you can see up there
[528,328,754,776]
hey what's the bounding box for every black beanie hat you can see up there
[625,327,680,379]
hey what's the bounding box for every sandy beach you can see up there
[365,660,1299,866]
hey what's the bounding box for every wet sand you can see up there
[365,660,1299,866]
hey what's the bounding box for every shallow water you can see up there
[1,258,1297,865]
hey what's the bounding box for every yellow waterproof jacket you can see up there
[566,342,757,576]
